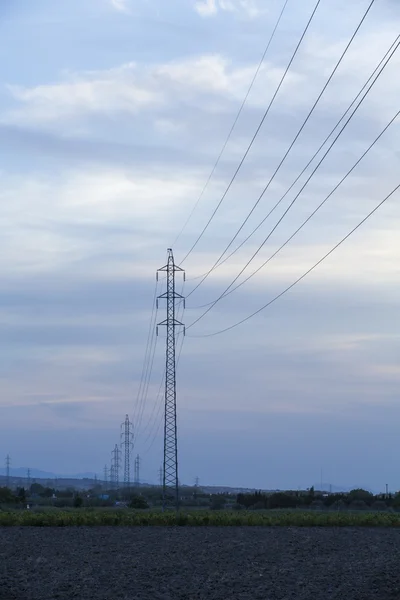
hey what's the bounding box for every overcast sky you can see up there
[0,0,399,492]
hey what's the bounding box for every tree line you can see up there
[235,488,400,510]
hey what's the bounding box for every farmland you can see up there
[1,526,400,599]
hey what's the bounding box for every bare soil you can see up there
[1,527,400,599]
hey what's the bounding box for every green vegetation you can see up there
[236,488,400,511]
[2,483,400,527]
[129,495,150,509]
[1,509,400,527]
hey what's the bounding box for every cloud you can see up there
[195,0,217,17]
[3,56,277,128]
[194,0,265,19]
[0,166,202,277]
[110,0,130,13]
[4,24,400,143]
[5,64,160,124]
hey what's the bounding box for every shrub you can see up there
[129,496,149,509]
[73,496,83,508]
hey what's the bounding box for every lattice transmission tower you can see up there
[111,444,121,489]
[103,464,108,488]
[157,249,185,511]
[5,454,11,488]
[134,454,140,486]
[121,414,133,488]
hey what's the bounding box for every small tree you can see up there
[129,495,149,509]
[74,495,83,508]
[30,483,45,496]
[0,487,15,503]
[17,488,27,504]
[347,489,373,505]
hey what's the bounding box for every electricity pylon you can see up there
[5,454,11,488]
[157,249,185,511]
[121,414,133,488]
[103,464,108,488]
[134,454,140,486]
[111,445,121,489]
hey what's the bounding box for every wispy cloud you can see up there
[194,0,265,18]
[110,0,130,13]
[195,0,217,17]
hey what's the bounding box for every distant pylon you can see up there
[111,444,121,489]
[110,463,115,489]
[157,249,185,511]
[134,454,140,486]
[121,414,133,487]
[103,464,108,487]
[5,454,11,488]
[27,468,31,490]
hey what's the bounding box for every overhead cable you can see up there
[179,0,323,264]
[185,0,377,295]
[171,0,291,248]
[194,108,400,308]
[189,15,397,290]
[131,279,159,433]
[188,182,400,337]
[186,36,399,329]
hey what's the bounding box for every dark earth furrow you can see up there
[1,527,400,599]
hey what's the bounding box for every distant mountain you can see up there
[0,467,98,480]
[0,467,57,479]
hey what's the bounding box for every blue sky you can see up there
[0,0,399,491]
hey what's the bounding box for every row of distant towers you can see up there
[3,455,31,488]
[103,414,141,488]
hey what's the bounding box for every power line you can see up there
[188,182,400,337]
[179,0,323,264]
[131,279,159,427]
[172,0,291,247]
[185,0,376,295]
[186,37,399,329]
[190,32,400,287]
[135,332,159,438]
[192,108,400,307]
[132,277,163,443]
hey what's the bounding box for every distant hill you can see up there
[0,467,98,480]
